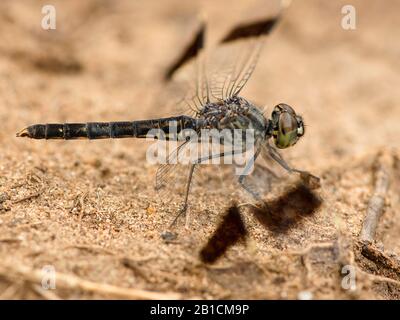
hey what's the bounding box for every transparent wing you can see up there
[161,35,265,115]
[208,16,280,101]
[161,15,281,111]
[155,140,205,207]
[155,140,192,191]
[159,19,209,117]
[207,37,263,101]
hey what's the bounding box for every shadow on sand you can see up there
[200,182,323,263]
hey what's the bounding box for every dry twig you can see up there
[0,263,181,300]
[31,284,62,300]
[358,241,400,276]
[0,238,22,243]
[357,151,400,279]
[64,244,116,256]
[13,189,43,204]
[360,152,391,242]
[358,269,400,287]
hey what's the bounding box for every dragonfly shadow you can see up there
[251,183,323,234]
[200,204,247,264]
[199,183,322,264]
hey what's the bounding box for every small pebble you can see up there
[0,192,10,203]
[161,231,177,242]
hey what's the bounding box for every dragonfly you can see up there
[16,14,319,229]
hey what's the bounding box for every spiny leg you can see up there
[169,149,246,228]
[264,144,320,187]
[169,164,196,228]
[265,143,305,174]
[237,147,262,201]
[194,149,245,165]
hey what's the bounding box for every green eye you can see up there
[274,113,299,149]
[275,129,298,148]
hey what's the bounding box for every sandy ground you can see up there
[0,0,400,299]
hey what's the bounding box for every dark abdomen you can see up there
[17,116,198,140]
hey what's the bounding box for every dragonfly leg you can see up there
[238,148,262,201]
[194,149,245,165]
[169,164,196,228]
[169,149,246,228]
[265,144,320,187]
[184,165,196,228]
[194,148,265,201]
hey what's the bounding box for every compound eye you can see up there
[279,112,297,134]
[274,112,299,149]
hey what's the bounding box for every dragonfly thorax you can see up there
[197,96,268,138]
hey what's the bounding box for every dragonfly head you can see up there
[271,103,304,149]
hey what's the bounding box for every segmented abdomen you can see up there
[17,116,198,140]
